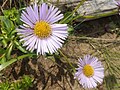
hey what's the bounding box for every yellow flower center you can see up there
[34,21,51,38]
[83,64,94,77]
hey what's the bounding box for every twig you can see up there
[0,0,8,13]
[1,0,8,8]
[69,36,120,43]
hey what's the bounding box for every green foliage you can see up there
[67,25,74,34]
[0,75,34,90]
[0,8,36,71]
[0,81,10,90]
[0,54,36,71]
[105,74,118,90]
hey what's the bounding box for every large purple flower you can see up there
[74,55,104,89]
[17,3,68,55]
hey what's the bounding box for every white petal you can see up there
[94,68,104,72]
[26,6,38,22]
[51,24,67,28]
[46,38,54,54]
[49,14,63,24]
[39,3,48,20]
[33,3,39,20]
[46,7,58,22]
[22,11,34,23]
[94,71,104,78]
[45,5,53,21]
[26,35,37,51]
[20,33,34,41]
[17,28,33,35]
[93,75,103,84]
[46,37,58,53]
[41,39,49,54]
[35,38,39,49]
[89,78,97,88]
[37,39,42,55]
[21,14,34,27]
[53,32,67,40]
[78,58,85,67]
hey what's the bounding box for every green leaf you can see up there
[0,16,15,33]
[9,29,17,37]
[0,48,6,55]
[0,54,36,71]
[68,25,74,34]
[1,39,7,48]
[14,40,27,53]
[22,75,33,89]
[0,56,6,64]
[0,81,10,90]
[3,10,11,16]
[6,42,13,59]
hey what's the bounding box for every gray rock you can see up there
[32,0,118,19]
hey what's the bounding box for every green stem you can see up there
[60,0,86,23]
[81,9,118,20]
[72,9,118,21]
[58,50,76,73]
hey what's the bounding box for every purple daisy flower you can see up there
[17,3,68,55]
[74,55,104,89]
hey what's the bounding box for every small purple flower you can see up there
[17,3,68,55]
[74,55,104,89]
[113,0,120,6]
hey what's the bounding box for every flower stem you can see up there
[58,50,76,73]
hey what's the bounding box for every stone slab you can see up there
[48,0,118,18]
